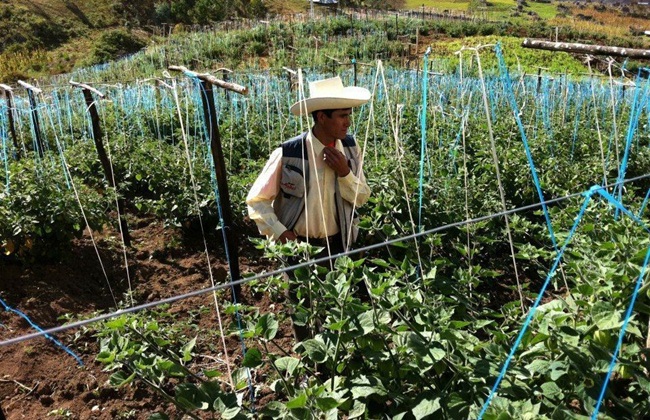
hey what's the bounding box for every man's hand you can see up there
[323,147,350,177]
[277,230,298,244]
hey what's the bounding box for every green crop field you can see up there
[1,2,650,419]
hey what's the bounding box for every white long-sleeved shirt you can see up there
[246,130,370,241]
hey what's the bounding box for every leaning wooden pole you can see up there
[522,38,650,59]
[0,84,20,160]
[70,80,131,247]
[17,80,45,158]
[168,65,248,302]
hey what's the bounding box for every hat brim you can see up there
[290,87,371,116]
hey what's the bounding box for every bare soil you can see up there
[0,217,290,419]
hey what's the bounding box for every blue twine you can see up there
[495,43,558,249]
[0,107,8,193]
[615,70,650,215]
[0,296,83,365]
[418,49,430,233]
[590,188,650,419]
[591,246,650,420]
[640,188,650,218]
[570,94,583,159]
[477,184,596,420]
[479,185,650,419]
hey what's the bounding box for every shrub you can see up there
[82,29,146,66]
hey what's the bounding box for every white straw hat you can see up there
[290,76,371,116]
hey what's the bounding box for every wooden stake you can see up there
[17,80,45,158]
[0,84,20,160]
[169,65,248,302]
[70,81,131,247]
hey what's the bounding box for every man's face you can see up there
[320,109,352,140]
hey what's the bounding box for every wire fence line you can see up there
[2,172,650,349]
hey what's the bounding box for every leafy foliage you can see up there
[0,153,109,259]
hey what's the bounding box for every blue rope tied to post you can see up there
[0,296,83,365]
[495,42,558,249]
[589,187,650,419]
[193,77,256,408]
[0,109,8,194]
[417,47,431,234]
[477,184,596,420]
[478,184,650,419]
[615,70,650,216]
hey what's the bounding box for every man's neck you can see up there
[312,126,336,147]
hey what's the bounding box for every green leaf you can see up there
[540,381,564,400]
[232,368,250,391]
[199,380,223,402]
[350,375,387,398]
[109,370,136,387]
[105,316,128,329]
[357,310,375,335]
[316,397,340,411]
[203,369,222,378]
[591,302,621,330]
[257,313,279,340]
[349,400,366,418]
[301,339,327,363]
[370,258,391,268]
[286,392,307,409]
[175,383,210,410]
[181,336,197,362]
[221,406,241,419]
[96,350,115,364]
[412,396,441,419]
[328,319,348,331]
[242,348,263,368]
[158,360,186,377]
[274,357,300,375]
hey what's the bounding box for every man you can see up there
[246,76,371,254]
[246,76,371,340]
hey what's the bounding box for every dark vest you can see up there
[273,132,361,250]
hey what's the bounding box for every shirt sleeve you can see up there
[338,163,371,207]
[246,148,289,241]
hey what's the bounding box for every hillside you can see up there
[0,0,648,84]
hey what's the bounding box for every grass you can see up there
[404,0,471,11]
[8,0,120,28]
[437,35,588,75]
[551,5,650,40]
[528,1,557,19]
[265,0,309,14]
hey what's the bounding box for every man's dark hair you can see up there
[311,109,335,123]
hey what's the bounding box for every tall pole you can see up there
[70,81,131,247]
[169,65,248,302]
[0,84,20,160]
[17,80,44,158]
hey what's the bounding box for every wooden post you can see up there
[395,13,398,37]
[219,68,233,102]
[283,66,296,91]
[17,80,45,158]
[0,84,20,160]
[70,81,131,247]
[168,65,248,302]
[536,67,542,94]
[352,58,357,86]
